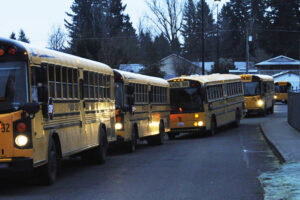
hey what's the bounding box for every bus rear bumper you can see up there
[0,157,33,175]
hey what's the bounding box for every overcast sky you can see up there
[0,0,228,48]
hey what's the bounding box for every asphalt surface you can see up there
[0,105,287,200]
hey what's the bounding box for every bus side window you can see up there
[62,67,67,98]
[56,65,62,98]
[83,71,89,99]
[95,73,99,99]
[68,68,73,98]
[73,69,78,98]
[99,74,103,99]
[48,65,55,98]
[31,66,48,103]
[89,72,95,99]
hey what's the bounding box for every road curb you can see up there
[259,124,285,164]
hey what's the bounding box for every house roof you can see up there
[161,54,209,72]
[256,55,300,66]
[272,71,300,78]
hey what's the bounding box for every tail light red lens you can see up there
[16,122,26,132]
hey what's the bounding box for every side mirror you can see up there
[23,102,40,115]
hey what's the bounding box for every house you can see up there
[272,71,300,90]
[119,64,144,73]
[229,62,257,74]
[160,54,205,79]
[255,55,300,76]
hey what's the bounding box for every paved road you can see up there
[0,105,286,200]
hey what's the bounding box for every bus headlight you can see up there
[198,121,204,127]
[115,123,123,130]
[257,100,264,107]
[15,135,29,147]
[274,95,277,99]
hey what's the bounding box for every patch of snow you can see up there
[259,162,300,200]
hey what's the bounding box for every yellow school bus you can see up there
[168,74,244,138]
[0,37,116,184]
[113,70,170,152]
[274,81,291,103]
[240,74,275,115]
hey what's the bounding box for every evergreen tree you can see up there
[139,31,165,78]
[65,0,138,68]
[218,0,249,60]
[18,29,30,43]
[9,32,16,40]
[153,34,171,60]
[263,0,299,58]
[181,0,215,61]
[181,0,198,60]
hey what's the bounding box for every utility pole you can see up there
[201,0,205,75]
[246,26,249,74]
[215,0,220,73]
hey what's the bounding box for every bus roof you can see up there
[240,74,274,82]
[168,74,241,85]
[0,37,113,74]
[114,69,169,87]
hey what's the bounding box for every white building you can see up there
[272,71,300,90]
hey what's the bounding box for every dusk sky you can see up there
[0,0,229,48]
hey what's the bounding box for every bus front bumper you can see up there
[170,127,207,134]
[0,157,33,175]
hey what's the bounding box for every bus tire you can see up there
[234,109,241,127]
[41,137,59,185]
[93,127,108,164]
[270,105,274,114]
[150,122,165,145]
[168,133,175,140]
[209,117,217,136]
[127,127,137,153]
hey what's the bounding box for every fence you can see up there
[288,90,300,131]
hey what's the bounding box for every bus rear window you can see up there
[170,87,203,113]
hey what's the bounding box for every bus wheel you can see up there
[127,128,137,153]
[42,138,58,185]
[93,127,108,164]
[168,133,175,140]
[150,123,165,145]
[270,105,274,114]
[210,118,217,136]
[234,109,241,127]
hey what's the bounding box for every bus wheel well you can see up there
[99,123,107,144]
[51,133,62,158]
[133,123,139,139]
[159,120,165,132]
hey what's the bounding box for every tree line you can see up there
[9,0,300,77]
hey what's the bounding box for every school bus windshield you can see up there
[170,87,203,113]
[243,82,261,96]
[0,61,28,112]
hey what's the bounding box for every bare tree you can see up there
[145,0,183,51]
[47,25,66,51]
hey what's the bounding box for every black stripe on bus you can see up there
[53,99,80,103]
[44,121,82,130]
[54,112,80,117]
[130,117,149,121]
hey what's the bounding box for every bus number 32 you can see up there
[0,122,10,133]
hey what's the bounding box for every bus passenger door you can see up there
[78,68,87,147]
